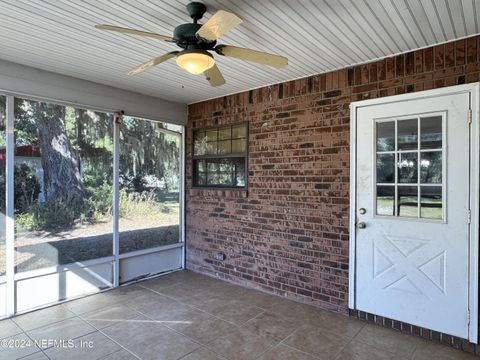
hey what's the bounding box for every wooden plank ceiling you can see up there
[0,0,478,104]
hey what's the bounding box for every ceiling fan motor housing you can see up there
[173,23,216,49]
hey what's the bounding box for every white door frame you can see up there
[349,83,480,343]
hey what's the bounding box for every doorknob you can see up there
[356,222,366,229]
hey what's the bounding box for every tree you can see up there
[119,117,180,190]
[31,101,85,206]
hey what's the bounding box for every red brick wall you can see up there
[186,36,480,314]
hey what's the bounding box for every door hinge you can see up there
[468,109,472,125]
[467,309,471,325]
[467,209,471,224]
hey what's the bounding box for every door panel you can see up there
[355,92,471,338]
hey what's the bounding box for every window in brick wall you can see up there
[193,123,247,188]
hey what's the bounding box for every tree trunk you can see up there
[34,102,84,205]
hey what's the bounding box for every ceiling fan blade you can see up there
[215,45,288,68]
[95,24,174,42]
[204,64,226,87]
[196,10,242,41]
[128,51,179,75]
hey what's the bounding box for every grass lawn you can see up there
[377,196,442,219]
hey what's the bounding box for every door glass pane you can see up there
[376,154,394,183]
[0,96,5,276]
[421,116,442,149]
[398,186,418,217]
[421,186,442,219]
[14,98,113,272]
[420,152,442,184]
[398,153,418,183]
[398,119,418,150]
[119,117,181,253]
[377,186,394,216]
[376,121,395,152]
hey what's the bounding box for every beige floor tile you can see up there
[354,324,424,358]
[20,352,50,359]
[0,318,23,339]
[235,289,286,309]
[44,331,121,360]
[13,304,75,331]
[27,317,96,349]
[100,349,138,360]
[165,309,238,344]
[200,298,264,325]
[103,284,152,303]
[142,270,207,288]
[151,283,212,305]
[206,327,275,360]
[304,310,365,339]
[137,300,200,326]
[65,292,119,315]
[123,290,181,313]
[191,278,230,293]
[242,311,299,342]
[140,272,187,290]
[80,303,140,330]
[268,298,324,325]
[101,315,200,360]
[283,325,351,358]
[336,340,405,360]
[257,343,321,360]
[0,333,42,359]
[181,347,226,360]
[184,291,236,309]
[412,340,478,360]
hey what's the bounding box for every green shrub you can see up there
[85,181,112,220]
[15,213,36,231]
[15,164,41,214]
[35,201,77,230]
[16,201,78,232]
[0,164,43,215]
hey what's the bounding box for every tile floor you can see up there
[0,270,476,359]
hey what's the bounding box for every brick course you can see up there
[186,35,480,353]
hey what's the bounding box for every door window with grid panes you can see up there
[375,114,444,220]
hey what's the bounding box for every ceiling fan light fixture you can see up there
[176,49,215,75]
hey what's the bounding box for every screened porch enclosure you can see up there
[0,93,185,317]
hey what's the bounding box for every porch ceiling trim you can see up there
[0,59,187,125]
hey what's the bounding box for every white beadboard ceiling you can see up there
[0,0,479,104]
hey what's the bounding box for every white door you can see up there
[352,86,478,340]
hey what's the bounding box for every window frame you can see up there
[192,122,248,189]
[373,111,446,222]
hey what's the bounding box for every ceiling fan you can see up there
[95,2,288,87]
